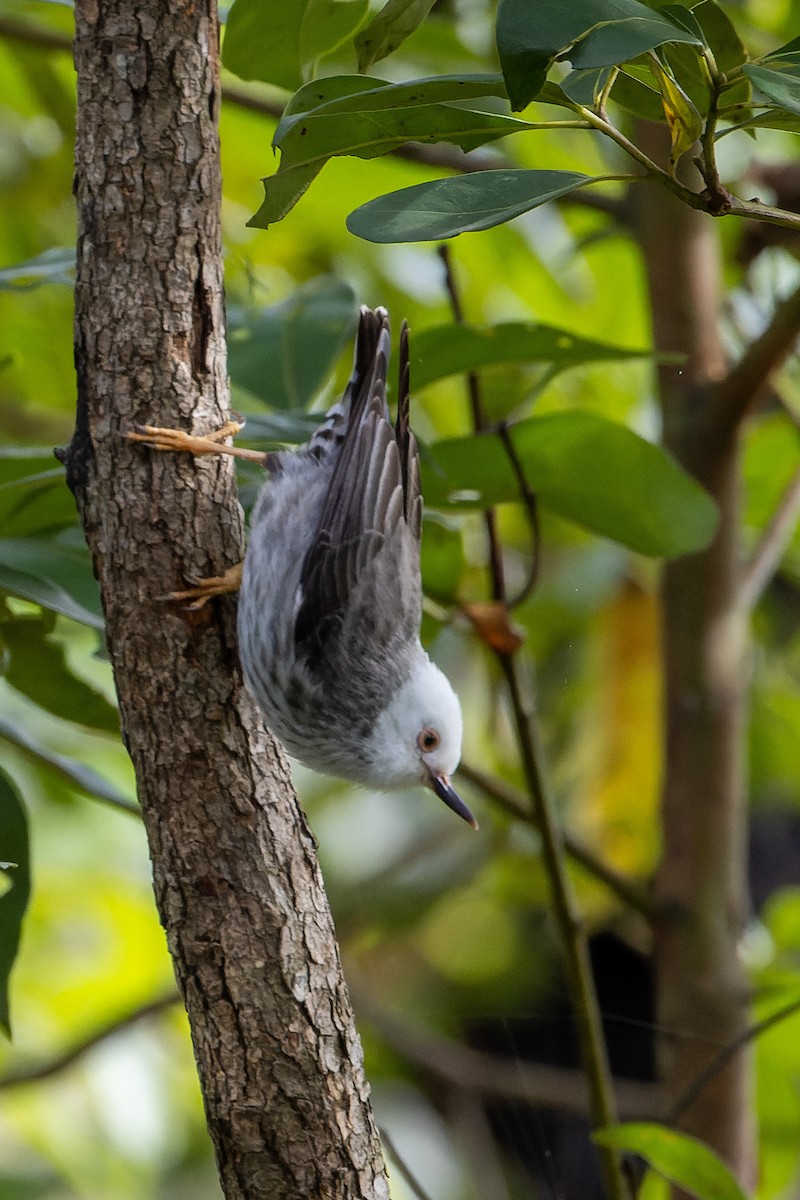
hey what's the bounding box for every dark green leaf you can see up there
[766,36,800,60]
[0,770,30,1037]
[0,718,137,817]
[496,0,702,111]
[223,0,369,91]
[238,411,322,444]
[420,515,465,602]
[252,76,527,227]
[412,321,653,387]
[228,278,357,409]
[610,69,665,120]
[0,536,104,630]
[718,109,800,138]
[743,63,800,117]
[422,411,718,558]
[561,66,614,108]
[593,1123,749,1200]
[693,1,748,74]
[356,0,437,71]
[0,613,119,733]
[0,451,76,538]
[347,169,594,243]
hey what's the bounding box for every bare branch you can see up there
[739,465,800,611]
[710,280,800,438]
[0,992,180,1091]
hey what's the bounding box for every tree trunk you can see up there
[633,133,756,1189]
[65,3,388,1197]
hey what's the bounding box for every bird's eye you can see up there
[418,727,440,753]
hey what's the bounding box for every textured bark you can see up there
[66,3,388,1197]
[633,134,756,1189]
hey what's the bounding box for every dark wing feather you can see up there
[294,307,421,651]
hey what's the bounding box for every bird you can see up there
[129,306,476,829]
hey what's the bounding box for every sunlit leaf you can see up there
[423,411,718,557]
[223,0,369,91]
[251,75,528,226]
[228,278,357,408]
[0,612,119,734]
[412,321,654,387]
[0,717,137,816]
[650,58,703,169]
[0,769,30,1037]
[347,169,595,243]
[496,0,702,111]
[356,0,437,71]
[593,1123,749,1200]
[0,536,104,630]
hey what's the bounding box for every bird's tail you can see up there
[307,307,391,459]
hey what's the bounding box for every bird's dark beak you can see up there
[430,773,478,830]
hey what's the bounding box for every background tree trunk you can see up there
[634,134,756,1189]
[64,3,389,1197]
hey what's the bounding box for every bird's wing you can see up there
[294,308,422,651]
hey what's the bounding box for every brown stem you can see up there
[739,465,800,611]
[439,246,629,1200]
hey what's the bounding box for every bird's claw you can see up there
[127,420,245,457]
[159,562,244,610]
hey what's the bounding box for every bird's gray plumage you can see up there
[238,306,474,826]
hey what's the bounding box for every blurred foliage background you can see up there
[1,0,800,1197]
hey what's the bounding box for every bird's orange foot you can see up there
[161,562,244,610]
[127,420,246,457]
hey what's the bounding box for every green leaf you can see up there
[0,535,104,630]
[347,169,595,243]
[0,770,30,1037]
[0,613,119,734]
[650,58,704,170]
[496,0,702,111]
[593,1123,750,1200]
[228,278,357,409]
[693,1,748,74]
[0,718,137,817]
[743,62,800,117]
[412,321,653,388]
[223,0,369,91]
[0,450,76,539]
[238,411,322,444]
[356,0,437,71]
[422,411,718,558]
[0,248,74,291]
[251,75,526,227]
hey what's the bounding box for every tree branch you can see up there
[739,465,800,611]
[709,280,800,439]
[0,992,180,1091]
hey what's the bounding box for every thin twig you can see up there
[381,1129,436,1200]
[497,422,541,608]
[458,762,659,920]
[438,244,507,599]
[669,995,800,1124]
[709,279,800,438]
[739,465,800,611]
[440,254,630,1200]
[0,991,181,1091]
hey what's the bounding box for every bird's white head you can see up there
[366,656,477,828]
